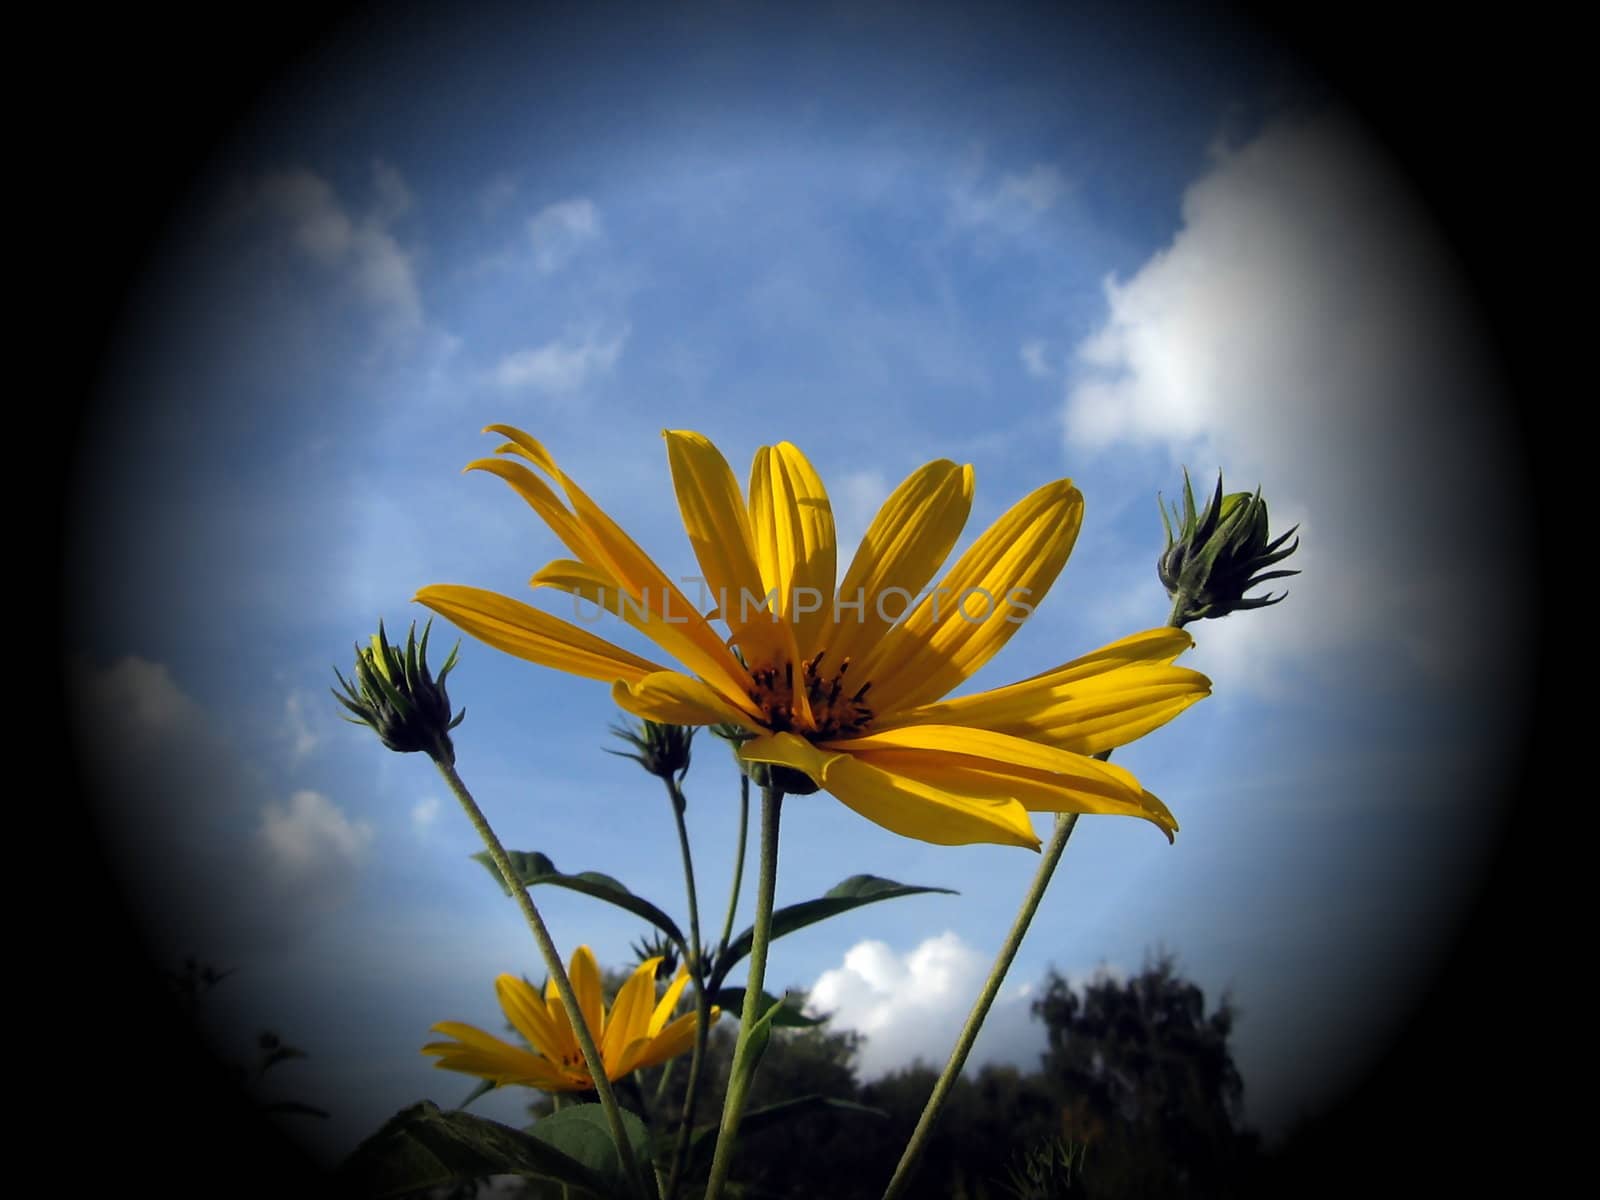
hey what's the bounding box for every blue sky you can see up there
[66,0,1532,1166]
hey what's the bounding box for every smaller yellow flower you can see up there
[422,946,715,1092]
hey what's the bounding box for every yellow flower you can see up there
[418,427,1211,849]
[422,946,713,1092]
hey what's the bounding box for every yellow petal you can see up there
[612,671,764,730]
[602,958,662,1070]
[648,965,693,1037]
[422,1022,573,1090]
[664,430,788,667]
[1010,627,1197,685]
[882,664,1211,756]
[820,459,974,671]
[530,560,762,718]
[495,975,563,1060]
[415,584,665,683]
[464,456,590,561]
[839,747,1178,841]
[859,479,1084,717]
[826,724,1146,802]
[627,1007,719,1074]
[749,443,837,658]
[484,425,753,703]
[567,945,606,1047]
[738,732,1040,848]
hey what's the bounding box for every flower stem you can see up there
[716,770,751,957]
[432,752,651,1200]
[880,606,1192,1200]
[702,784,784,1200]
[667,779,704,978]
[663,778,707,1200]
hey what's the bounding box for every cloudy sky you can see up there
[65,0,1532,1168]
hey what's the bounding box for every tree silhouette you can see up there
[1030,950,1258,1198]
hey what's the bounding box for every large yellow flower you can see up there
[418,426,1210,849]
[422,947,712,1092]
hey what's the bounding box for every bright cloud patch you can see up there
[249,162,422,333]
[809,933,1043,1081]
[1020,339,1053,379]
[1063,113,1517,694]
[412,795,441,834]
[952,162,1069,232]
[285,690,320,761]
[80,656,203,738]
[259,790,374,905]
[491,325,630,394]
[528,197,602,273]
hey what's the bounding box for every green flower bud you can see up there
[742,761,822,797]
[1158,469,1300,625]
[631,931,681,979]
[707,722,820,795]
[608,718,696,786]
[332,619,465,763]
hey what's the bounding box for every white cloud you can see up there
[809,933,1043,1080]
[78,656,203,739]
[411,795,441,834]
[250,166,422,333]
[491,325,630,394]
[369,159,413,225]
[258,790,374,903]
[1062,112,1519,695]
[528,197,602,273]
[284,690,319,761]
[480,173,519,217]
[71,657,359,954]
[952,162,1069,232]
[1020,339,1053,379]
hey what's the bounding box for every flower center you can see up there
[747,650,874,740]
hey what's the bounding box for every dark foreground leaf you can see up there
[336,1101,613,1198]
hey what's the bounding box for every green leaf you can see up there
[713,875,956,987]
[528,1103,653,1194]
[335,1101,613,1199]
[708,987,824,1027]
[731,993,788,1100]
[473,850,686,950]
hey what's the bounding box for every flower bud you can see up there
[631,932,681,980]
[332,619,465,763]
[1158,469,1300,624]
[608,718,696,786]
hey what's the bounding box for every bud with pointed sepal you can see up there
[1159,469,1300,625]
[608,718,696,788]
[333,619,465,763]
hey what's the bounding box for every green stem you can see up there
[879,812,1080,1200]
[702,785,784,1200]
[663,778,707,1200]
[651,1057,675,1111]
[716,770,751,957]
[880,604,1191,1200]
[667,779,704,980]
[433,753,651,1200]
